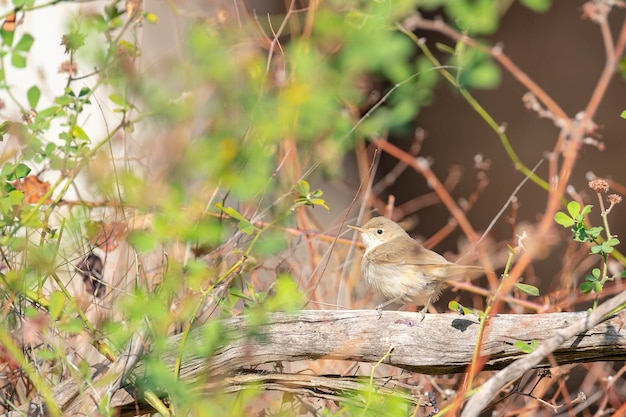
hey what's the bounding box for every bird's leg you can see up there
[375,295,405,316]
[417,295,434,322]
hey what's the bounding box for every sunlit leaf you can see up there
[27,85,40,109]
[553,212,574,227]
[515,283,539,296]
[566,201,581,219]
[49,291,65,321]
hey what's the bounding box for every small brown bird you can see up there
[348,216,484,319]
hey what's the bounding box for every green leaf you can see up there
[48,291,65,321]
[580,204,593,217]
[553,211,574,227]
[448,300,475,316]
[590,245,603,254]
[71,125,90,141]
[593,281,603,293]
[143,12,159,24]
[520,0,551,12]
[14,33,34,53]
[513,340,537,354]
[515,283,539,296]
[109,93,127,107]
[293,180,310,196]
[8,163,31,180]
[1,28,15,47]
[215,203,255,234]
[11,52,26,68]
[566,201,581,219]
[78,87,91,97]
[8,189,23,205]
[588,226,603,238]
[27,85,41,109]
[0,121,12,140]
[621,110,626,119]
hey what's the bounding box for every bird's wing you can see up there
[367,236,451,266]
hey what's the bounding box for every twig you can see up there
[461,290,626,416]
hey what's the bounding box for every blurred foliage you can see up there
[0,0,548,415]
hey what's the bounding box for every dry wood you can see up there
[5,309,626,416]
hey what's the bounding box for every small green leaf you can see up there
[448,300,475,316]
[580,205,593,217]
[513,340,537,354]
[566,201,581,219]
[554,212,574,227]
[293,180,310,196]
[27,85,41,109]
[8,163,31,180]
[580,281,595,294]
[109,93,127,107]
[49,291,65,321]
[11,52,26,68]
[0,121,12,140]
[435,42,455,55]
[8,189,23,205]
[602,243,614,254]
[143,12,159,24]
[71,125,90,141]
[1,28,15,47]
[14,33,34,53]
[621,110,626,119]
[588,226,603,238]
[590,245,603,254]
[515,283,539,296]
[520,0,551,13]
[215,203,255,234]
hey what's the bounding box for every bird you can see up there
[348,216,484,320]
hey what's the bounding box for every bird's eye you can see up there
[376,229,384,235]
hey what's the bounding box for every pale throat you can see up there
[360,233,385,253]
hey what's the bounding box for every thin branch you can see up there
[461,290,626,416]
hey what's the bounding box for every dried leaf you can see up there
[12,176,52,204]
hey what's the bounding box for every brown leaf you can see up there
[13,176,52,204]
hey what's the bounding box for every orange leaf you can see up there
[13,176,52,204]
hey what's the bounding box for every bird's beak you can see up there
[347,224,366,233]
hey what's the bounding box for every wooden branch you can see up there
[6,310,626,416]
